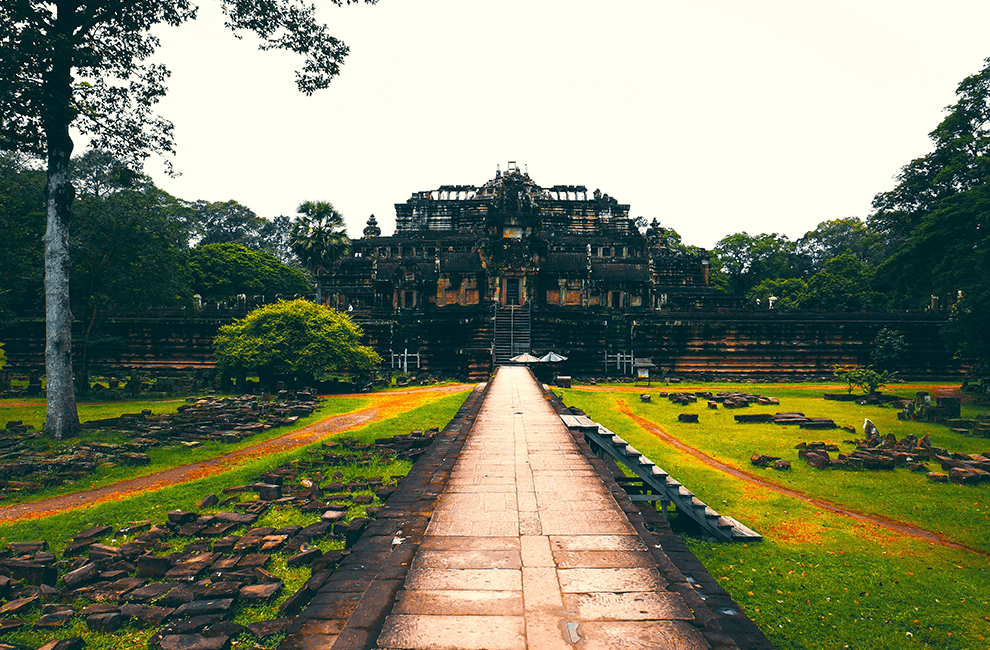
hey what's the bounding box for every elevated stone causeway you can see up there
[282,367,771,650]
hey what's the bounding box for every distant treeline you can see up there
[2,60,989,373]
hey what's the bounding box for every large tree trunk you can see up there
[42,17,81,440]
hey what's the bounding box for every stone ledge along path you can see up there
[286,366,769,650]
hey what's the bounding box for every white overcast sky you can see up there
[143,0,990,250]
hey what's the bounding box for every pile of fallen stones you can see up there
[0,426,428,650]
[657,391,780,409]
[0,393,321,500]
[787,419,990,484]
[654,392,782,424]
[945,414,990,439]
[735,412,839,429]
[749,454,791,471]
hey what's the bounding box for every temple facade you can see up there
[313,164,957,380]
[0,164,962,382]
[327,163,725,318]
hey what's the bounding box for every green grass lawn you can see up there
[0,396,372,507]
[560,385,990,650]
[0,397,190,431]
[0,390,469,548]
[0,390,470,650]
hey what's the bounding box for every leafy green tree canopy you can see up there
[746,278,807,311]
[0,0,376,439]
[871,328,907,371]
[796,217,877,273]
[870,56,990,248]
[290,200,351,302]
[868,56,990,370]
[213,299,381,385]
[713,232,804,296]
[0,151,46,320]
[192,199,268,247]
[70,151,196,391]
[187,243,311,304]
[798,253,880,312]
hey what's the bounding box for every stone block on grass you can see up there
[74,525,112,541]
[167,511,198,525]
[34,612,73,628]
[749,454,779,468]
[86,612,124,632]
[62,563,99,589]
[286,547,322,567]
[121,603,175,626]
[0,620,27,634]
[171,599,234,619]
[238,582,282,602]
[160,615,223,636]
[136,555,170,578]
[0,596,38,616]
[125,582,177,603]
[35,637,85,650]
[246,619,292,638]
[157,634,230,650]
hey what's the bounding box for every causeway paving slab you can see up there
[374,366,710,649]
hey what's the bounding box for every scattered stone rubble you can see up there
[735,412,838,429]
[657,391,781,409]
[788,418,990,485]
[0,426,438,650]
[0,393,321,500]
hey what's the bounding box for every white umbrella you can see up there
[539,352,568,363]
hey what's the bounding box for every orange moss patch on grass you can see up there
[768,516,827,546]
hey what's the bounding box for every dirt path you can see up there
[0,384,474,524]
[573,383,963,396]
[613,401,988,557]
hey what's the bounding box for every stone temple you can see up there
[323,163,955,380]
[0,164,960,384]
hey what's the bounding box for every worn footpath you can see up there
[284,367,772,650]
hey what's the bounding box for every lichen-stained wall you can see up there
[0,308,961,381]
[332,165,719,316]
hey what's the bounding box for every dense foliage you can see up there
[213,299,380,386]
[0,0,376,438]
[290,201,351,303]
[684,56,990,370]
[187,243,311,304]
[0,152,313,311]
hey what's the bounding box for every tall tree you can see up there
[290,200,351,303]
[870,56,990,251]
[797,252,880,312]
[712,232,803,296]
[796,217,877,273]
[869,56,990,369]
[0,0,375,439]
[191,199,268,248]
[258,214,296,263]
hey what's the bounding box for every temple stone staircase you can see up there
[492,305,531,365]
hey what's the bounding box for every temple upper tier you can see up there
[325,164,732,314]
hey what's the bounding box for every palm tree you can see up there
[290,201,351,304]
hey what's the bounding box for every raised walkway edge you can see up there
[280,371,774,650]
